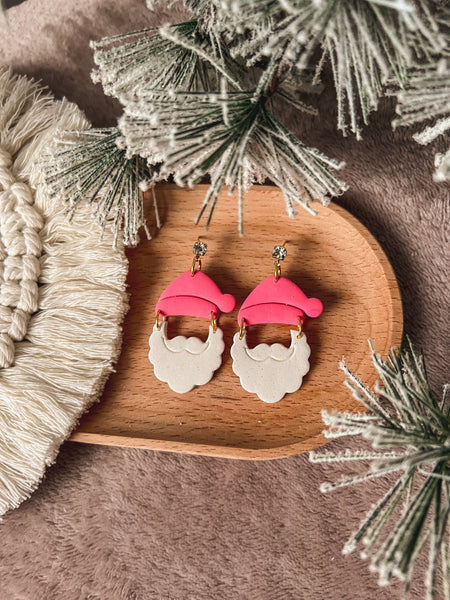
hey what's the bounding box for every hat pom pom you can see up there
[218,293,236,313]
[305,298,323,318]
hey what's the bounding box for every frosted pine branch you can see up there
[91,20,240,101]
[392,63,450,137]
[40,0,448,238]
[391,58,450,181]
[35,127,156,247]
[310,0,441,139]
[390,2,449,180]
[310,339,450,599]
[434,148,450,183]
[159,22,243,90]
[146,0,219,31]
[214,0,441,138]
[119,88,346,234]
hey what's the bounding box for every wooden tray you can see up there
[70,184,403,459]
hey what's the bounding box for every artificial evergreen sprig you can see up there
[392,60,450,182]
[390,3,450,182]
[119,88,346,233]
[91,20,241,101]
[214,0,441,138]
[310,340,450,599]
[34,0,449,243]
[36,127,158,246]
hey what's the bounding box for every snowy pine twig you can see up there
[120,88,346,233]
[91,20,241,101]
[310,340,450,599]
[213,0,442,138]
[390,4,450,181]
[35,127,157,246]
[36,0,449,243]
[393,61,450,182]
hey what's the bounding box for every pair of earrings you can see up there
[148,242,323,403]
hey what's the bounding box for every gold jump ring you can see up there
[210,311,217,334]
[191,256,202,276]
[239,319,246,340]
[156,310,166,330]
[297,316,303,339]
[274,261,281,282]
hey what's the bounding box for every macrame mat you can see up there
[0,70,128,515]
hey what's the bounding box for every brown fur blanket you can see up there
[0,1,448,598]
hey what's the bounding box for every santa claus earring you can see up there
[148,241,236,393]
[230,245,323,403]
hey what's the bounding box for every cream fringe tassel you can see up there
[0,70,128,515]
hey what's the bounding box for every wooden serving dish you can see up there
[71,184,403,459]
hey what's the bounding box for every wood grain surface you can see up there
[70,184,403,459]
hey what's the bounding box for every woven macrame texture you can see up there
[0,70,128,515]
[0,152,41,367]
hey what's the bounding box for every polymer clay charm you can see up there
[148,242,236,393]
[231,245,323,403]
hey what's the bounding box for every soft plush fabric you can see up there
[0,1,448,599]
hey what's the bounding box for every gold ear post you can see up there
[191,256,202,276]
[274,260,281,282]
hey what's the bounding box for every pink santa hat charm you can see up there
[231,245,323,404]
[149,242,236,394]
[156,270,236,320]
[238,275,323,327]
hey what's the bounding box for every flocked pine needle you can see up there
[91,19,241,102]
[390,3,450,181]
[119,88,346,234]
[310,340,450,600]
[214,0,442,138]
[35,0,449,242]
[35,127,157,246]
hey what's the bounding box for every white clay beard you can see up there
[230,329,311,403]
[148,321,225,393]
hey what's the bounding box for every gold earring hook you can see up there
[191,256,202,275]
